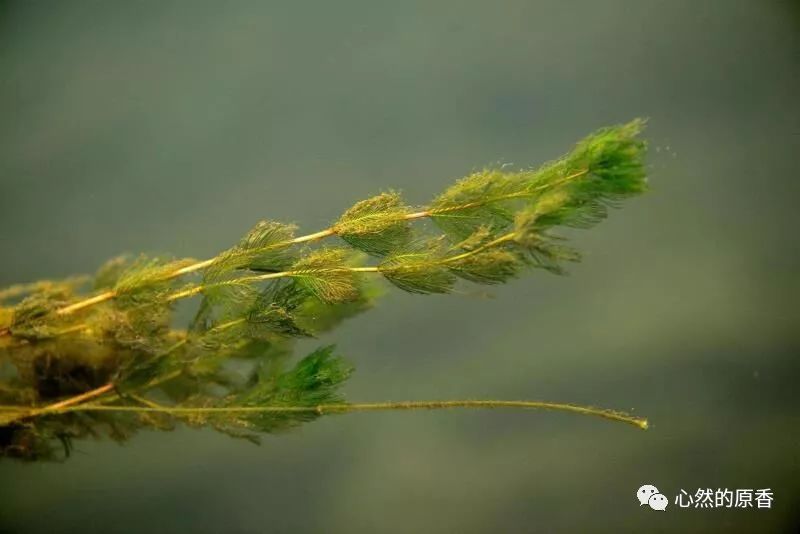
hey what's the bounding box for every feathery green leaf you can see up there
[379,241,456,294]
[333,191,413,256]
[205,220,297,281]
[289,248,361,303]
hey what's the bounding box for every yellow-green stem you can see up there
[441,233,517,264]
[0,399,648,430]
[1,167,590,330]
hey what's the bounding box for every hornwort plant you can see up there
[0,120,650,461]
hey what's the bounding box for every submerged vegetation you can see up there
[0,120,649,461]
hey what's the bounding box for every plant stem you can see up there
[427,168,590,216]
[0,399,648,430]
[0,230,523,341]
[40,383,115,411]
[1,383,117,424]
[0,167,590,334]
[20,232,341,322]
[441,233,517,264]
[55,291,116,315]
[163,267,378,302]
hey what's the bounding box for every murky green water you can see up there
[0,1,798,532]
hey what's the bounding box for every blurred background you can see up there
[0,1,798,532]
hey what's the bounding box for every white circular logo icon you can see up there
[637,484,668,511]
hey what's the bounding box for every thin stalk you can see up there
[441,233,517,264]
[1,167,590,332]
[128,393,168,410]
[425,168,589,217]
[166,267,380,303]
[55,291,115,315]
[89,368,185,412]
[0,399,648,430]
[43,232,340,318]
[0,383,115,425]
[0,231,520,342]
[23,383,115,417]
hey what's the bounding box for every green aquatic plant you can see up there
[0,120,649,461]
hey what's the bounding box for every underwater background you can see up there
[0,1,798,532]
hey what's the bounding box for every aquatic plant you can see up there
[0,120,649,461]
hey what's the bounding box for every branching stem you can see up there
[1,168,591,333]
[40,383,115,411]
[0,121,652,459]
[442,233,517,264]
[0,400,648,430]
